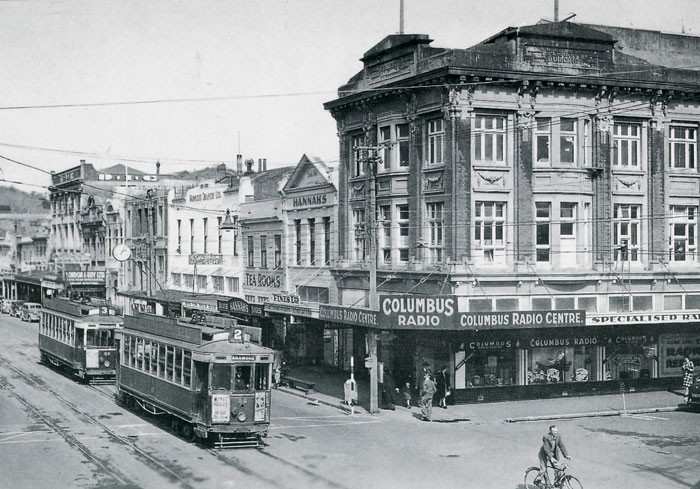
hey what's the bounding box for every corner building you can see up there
[325,22,700,402]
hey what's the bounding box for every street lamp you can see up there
[219,209,238,232]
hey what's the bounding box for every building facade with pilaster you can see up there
[325,22,700,402]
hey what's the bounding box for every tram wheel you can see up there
[181,424,195,442]
[40,352,48,364]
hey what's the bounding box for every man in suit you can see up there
[536,425,571,486]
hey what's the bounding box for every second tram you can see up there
[39,297,122,382]
[116,311,273,448]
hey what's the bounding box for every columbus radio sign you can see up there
[380,295,456,329]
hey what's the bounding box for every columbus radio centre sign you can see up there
[379,295,585,330]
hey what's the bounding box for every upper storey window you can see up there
[351,134,365,177]
[378,123,410,171]
[534,117,577,166]
[427,118,444,166]
[670,125,697,170]
[613,122,641,168]
[474,115,506,164]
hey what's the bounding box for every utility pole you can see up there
[358,145,381,414]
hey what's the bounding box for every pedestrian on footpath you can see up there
[434,365,450,409]
[682,356,695,404]
[419,372,437,421]
[402,382,413,409]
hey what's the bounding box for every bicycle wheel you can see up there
[524,467,543,489]
[560,475,583,489]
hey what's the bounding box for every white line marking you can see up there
[624,414,668,421]
[270,420,382,430]
[274,415,369,420]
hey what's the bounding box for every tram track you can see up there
[0,356,197,489]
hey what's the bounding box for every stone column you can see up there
[514,111,535,264]
[592,115,613,270]
[647,117,668,266]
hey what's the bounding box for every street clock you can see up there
[112,244,132,262]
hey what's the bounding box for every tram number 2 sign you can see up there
[212,394,231,423]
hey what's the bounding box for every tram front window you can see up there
[86,329,115,348]
[255,363,270,390]
[211,363,231,390]
[233,365,252,392]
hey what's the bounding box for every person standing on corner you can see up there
[682,356,695,404]
[419,372,437,421]
[434,365,450,409]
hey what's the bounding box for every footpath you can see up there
[276,365,690,423]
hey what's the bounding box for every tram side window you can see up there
[211,364,231,390]
[123,335,131,365]
[166,346,175,381]
[76,327,85,348]
[143,340,151,372]
[69,321,74,344]
[129,335,136,368]
[233,365,252,392]
[158,344,166,378]
[149,342,157,375]
[136,338,144,370]
[255,363,270,390]
[183,351,192,387]
[175,348,183,384]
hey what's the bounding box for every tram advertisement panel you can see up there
[255,392,266,422]
[212,394,231,423]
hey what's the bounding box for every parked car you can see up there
[20,302,41,322]
[9,300,25,318]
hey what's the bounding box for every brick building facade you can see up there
[325,22,700,402]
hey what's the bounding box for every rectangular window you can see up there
[379,205,391,264]
[158,344,166,378]
[397,123,410,167]
[535,202,551,262]
[613,122,641,167]
[297,285,330,304]
[196,275,207,290]
[555,297,575,309]
[189,218,194,254]
[308,219,316,265]
[226,276,239,293]
[560,203,576,236]
[613,204,640,261]
[664,295,682,310]
[323,218,331,265]
[609,296,630,312]
[379,126,391,170]
[427,118,444,165]
[474,115,505,163]
[177,219,182,254]
[469,298,493,312]
[217,217,222,254]
[669,206,697,262]
[535,118,551,163]
[248,236,255,267]
[532,298,552,310]
[560,118,577,164]
[397,204,409,262]
[295,219,302,265]
[183,351,192,387]
[353,208,366,261]
[670,125,697,169]
[175,348,183,385]
[260,235,267,268]
[171,273,181,286]
[426,202,444,263]
[577,297,598,312]
[233,216,238,256]
[166,346,175,382]
[183,274,194,289]
[212,275,224,292]
[352,134,365,177]
[202,217,208,253]
[474,201,506,263]
[274,234,282,268]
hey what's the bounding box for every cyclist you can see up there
[535,425,572,487]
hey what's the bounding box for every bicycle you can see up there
[524,462,583,489]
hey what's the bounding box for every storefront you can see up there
[15,271,44,303]
[379,295,699,403]
[64,270,106,299]
[265,294,324,365]
[216,296,269,345]
[318,304,379,375]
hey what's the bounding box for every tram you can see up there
[39,297,122,382]
[116,311,273,448]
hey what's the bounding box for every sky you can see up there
[0,0,697,193]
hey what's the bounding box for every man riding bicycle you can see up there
[536,425,572,486]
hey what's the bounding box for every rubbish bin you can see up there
[344,378,357,406]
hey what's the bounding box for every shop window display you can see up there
[464,349,516,387]
[527,346,596,383]
[604,342,655,380]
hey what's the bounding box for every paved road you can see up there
[1,312,699,488]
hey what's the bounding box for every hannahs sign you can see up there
[292,193,329,208]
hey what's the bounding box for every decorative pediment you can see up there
[283,154,334,193]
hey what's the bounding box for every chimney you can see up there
[262,158,267,172]
[236,154,242,174]
[244,159,255,175]
[156,160,161,175]
[258,158,262,173]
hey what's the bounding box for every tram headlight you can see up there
[103,360,110,368]
[237,412,247,422]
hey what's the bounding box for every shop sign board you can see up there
[244,272,282,288]
[458,310,585,330]
[659,334,700,377]
[466,332,601,350]
[250,304,264,317]
[380,295,456,329]
[588,311,700,325]
[189,254,223,265]
[217,297,251,316]
[182,300,218,312]
[264,301,316,318]
[319,304,379,328]
[65,271,106,285]
[98,173,158,182]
